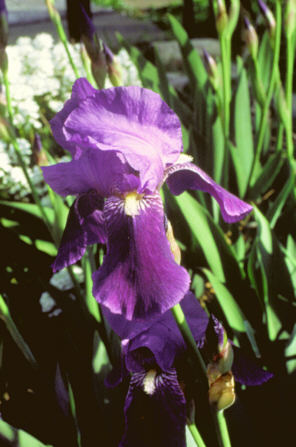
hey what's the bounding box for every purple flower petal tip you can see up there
[232,347,274,386]
[166,162,253,223]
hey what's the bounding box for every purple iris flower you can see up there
[42,78,252,321]
[105,294,272,447]
[115,292,208,447]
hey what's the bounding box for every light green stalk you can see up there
[2,66,52,233]
[284,1,296,160]
[45,0,80,78]
[171,303,232,447]
[214,410,232,447]
[188,422,207,447]
[171,303,207,376]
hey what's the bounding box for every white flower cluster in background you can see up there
[5,33,141,130]
[0,138,45,199]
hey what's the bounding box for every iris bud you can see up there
[33,133,48,166]
[202,50,219,91]
[0,116,12,142]
[45,0,59,22]
[244,17,258,60]
[103,43,123,87]
[80,6,107,88]
[166,220,181,265]
[205,316,236,410]
[208,369,235,410]
[214,0,228,34]
[258,0,276,40]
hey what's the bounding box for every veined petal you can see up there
[42,149,140,198]
[102,292,208,370]
[52,79,182,192]
[52,191,106,272]
[120,369,186,447]
[93,192,190,320]
[50,78,96,159]
[165,162,253,223]
[125,292,209,371]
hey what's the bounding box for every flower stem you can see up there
[214,410,232,447]
[171,303,207,376]
[171,304,233,447]
[2,65,52,233]
[82,247,115,365]
[0,294,37,368]
[284,23,295,161]
[80,43,98,87]
[188,422,207,447]
[45,0,80,79]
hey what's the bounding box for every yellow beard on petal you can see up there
[124,191,144,216]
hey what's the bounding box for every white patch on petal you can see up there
[143,369,157,395]
[175,154,193,165]
[124,191,144,216]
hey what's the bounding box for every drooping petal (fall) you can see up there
[93,192,190,320]
[52,191,106,272]
[120,369,186,447]
[232,347,274,386]
[125,292,209,371]
[165,162,253,223]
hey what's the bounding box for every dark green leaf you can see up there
[173,192,242,282]
[167,14,207,93]
[0,419,52,446]
[249,151,284,198]
[203,269,246,333]
[0,200,54,225]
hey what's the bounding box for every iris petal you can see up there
[50,78,96,159]
[232,347,274,386]
[120,369,186,447]
[52,191,106,272]
[125,292,209,371]
[51,79,183,192]
[93,192,190,320]
[42,150,140,198]
[165,162,253,223]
